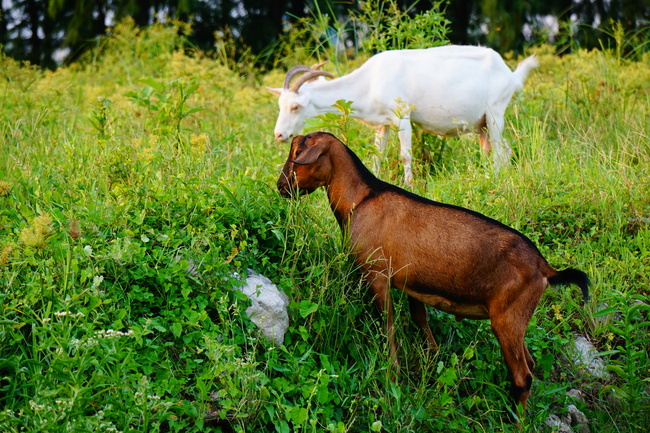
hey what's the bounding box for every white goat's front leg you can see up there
[494,139,512,171]
[487,112,511,171]
[373,125,389,175]
[397,117,413,185]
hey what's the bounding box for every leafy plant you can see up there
[88,97,113,139]
[594,293,650,425]
[125,77,203,145]
[352,0,450,52]
[305,99,358,145]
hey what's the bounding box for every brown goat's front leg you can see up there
[408,297,439,351]
[490,314,533,419]
[523,341,535,372]
[367,276,398,367]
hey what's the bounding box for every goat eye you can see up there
[290,104,300,113]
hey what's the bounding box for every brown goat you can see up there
[277,132,590,417]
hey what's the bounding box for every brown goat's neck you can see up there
[325,144,373,229]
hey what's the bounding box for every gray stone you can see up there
[546,414,573,433]
[234,269,289,346]
[567,404,589,433]
[566,389,584,401]
[572,334,609,379]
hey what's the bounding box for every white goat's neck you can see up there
[309,72,370,116]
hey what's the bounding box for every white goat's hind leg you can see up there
[487,112,511,171]
[373,125,389,175]
[397,118,413,185]
[477,115,492,156]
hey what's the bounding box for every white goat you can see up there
[267,45,539,184]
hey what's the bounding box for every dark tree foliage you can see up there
[238,0,302,54]
[0,0,647,69]
[447,0,649,53]
[1,0,61,68]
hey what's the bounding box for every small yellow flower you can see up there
[0,244,13,266]
[606,333,614,350]
[393,97,416,119]
[551,304,563,321]
[20,213,54,248]
[33,213,53,235]
[137,146,156,163]
[190,133,210,153]
[148,134,160,145]
[0,180,11,196]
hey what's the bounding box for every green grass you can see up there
[1,19,649,433]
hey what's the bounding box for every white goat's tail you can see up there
[512,54,539,89]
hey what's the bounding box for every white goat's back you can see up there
[350,46,531,135]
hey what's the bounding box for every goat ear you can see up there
[291,141,328,166]
[266,86,282,97]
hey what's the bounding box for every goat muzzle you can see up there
[275,131,291,142]
[277,181,293,198]
[277,170,312,198]
[277,171,296,198]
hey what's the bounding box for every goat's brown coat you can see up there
[278,132,589,418]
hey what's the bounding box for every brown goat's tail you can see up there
[549,268,591,303]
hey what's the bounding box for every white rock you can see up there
[567,404,589,433]
[572,334,609,379]
[566,389,584,401]
[545,414,573,433]
[234,269,289,346]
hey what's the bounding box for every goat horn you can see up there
[289,70,334,93]
[283,65,313,90]
[310,61,327,70]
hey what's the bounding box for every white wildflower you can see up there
[28,400,45,411]
[54,311,84,319]
[96,329,134,339]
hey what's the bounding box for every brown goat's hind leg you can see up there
[490,315,533,419]
[408,297,439,351]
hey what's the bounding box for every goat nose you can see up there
[274,132,284,141]
[277,180,291,197]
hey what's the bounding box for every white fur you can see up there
[268,45,538,184]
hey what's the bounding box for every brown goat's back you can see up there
[349,189,553,315]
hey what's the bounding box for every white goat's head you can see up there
[266,64,333,142]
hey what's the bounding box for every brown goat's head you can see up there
[277,133,333,198]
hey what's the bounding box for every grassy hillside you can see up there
[1,19,649,432]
